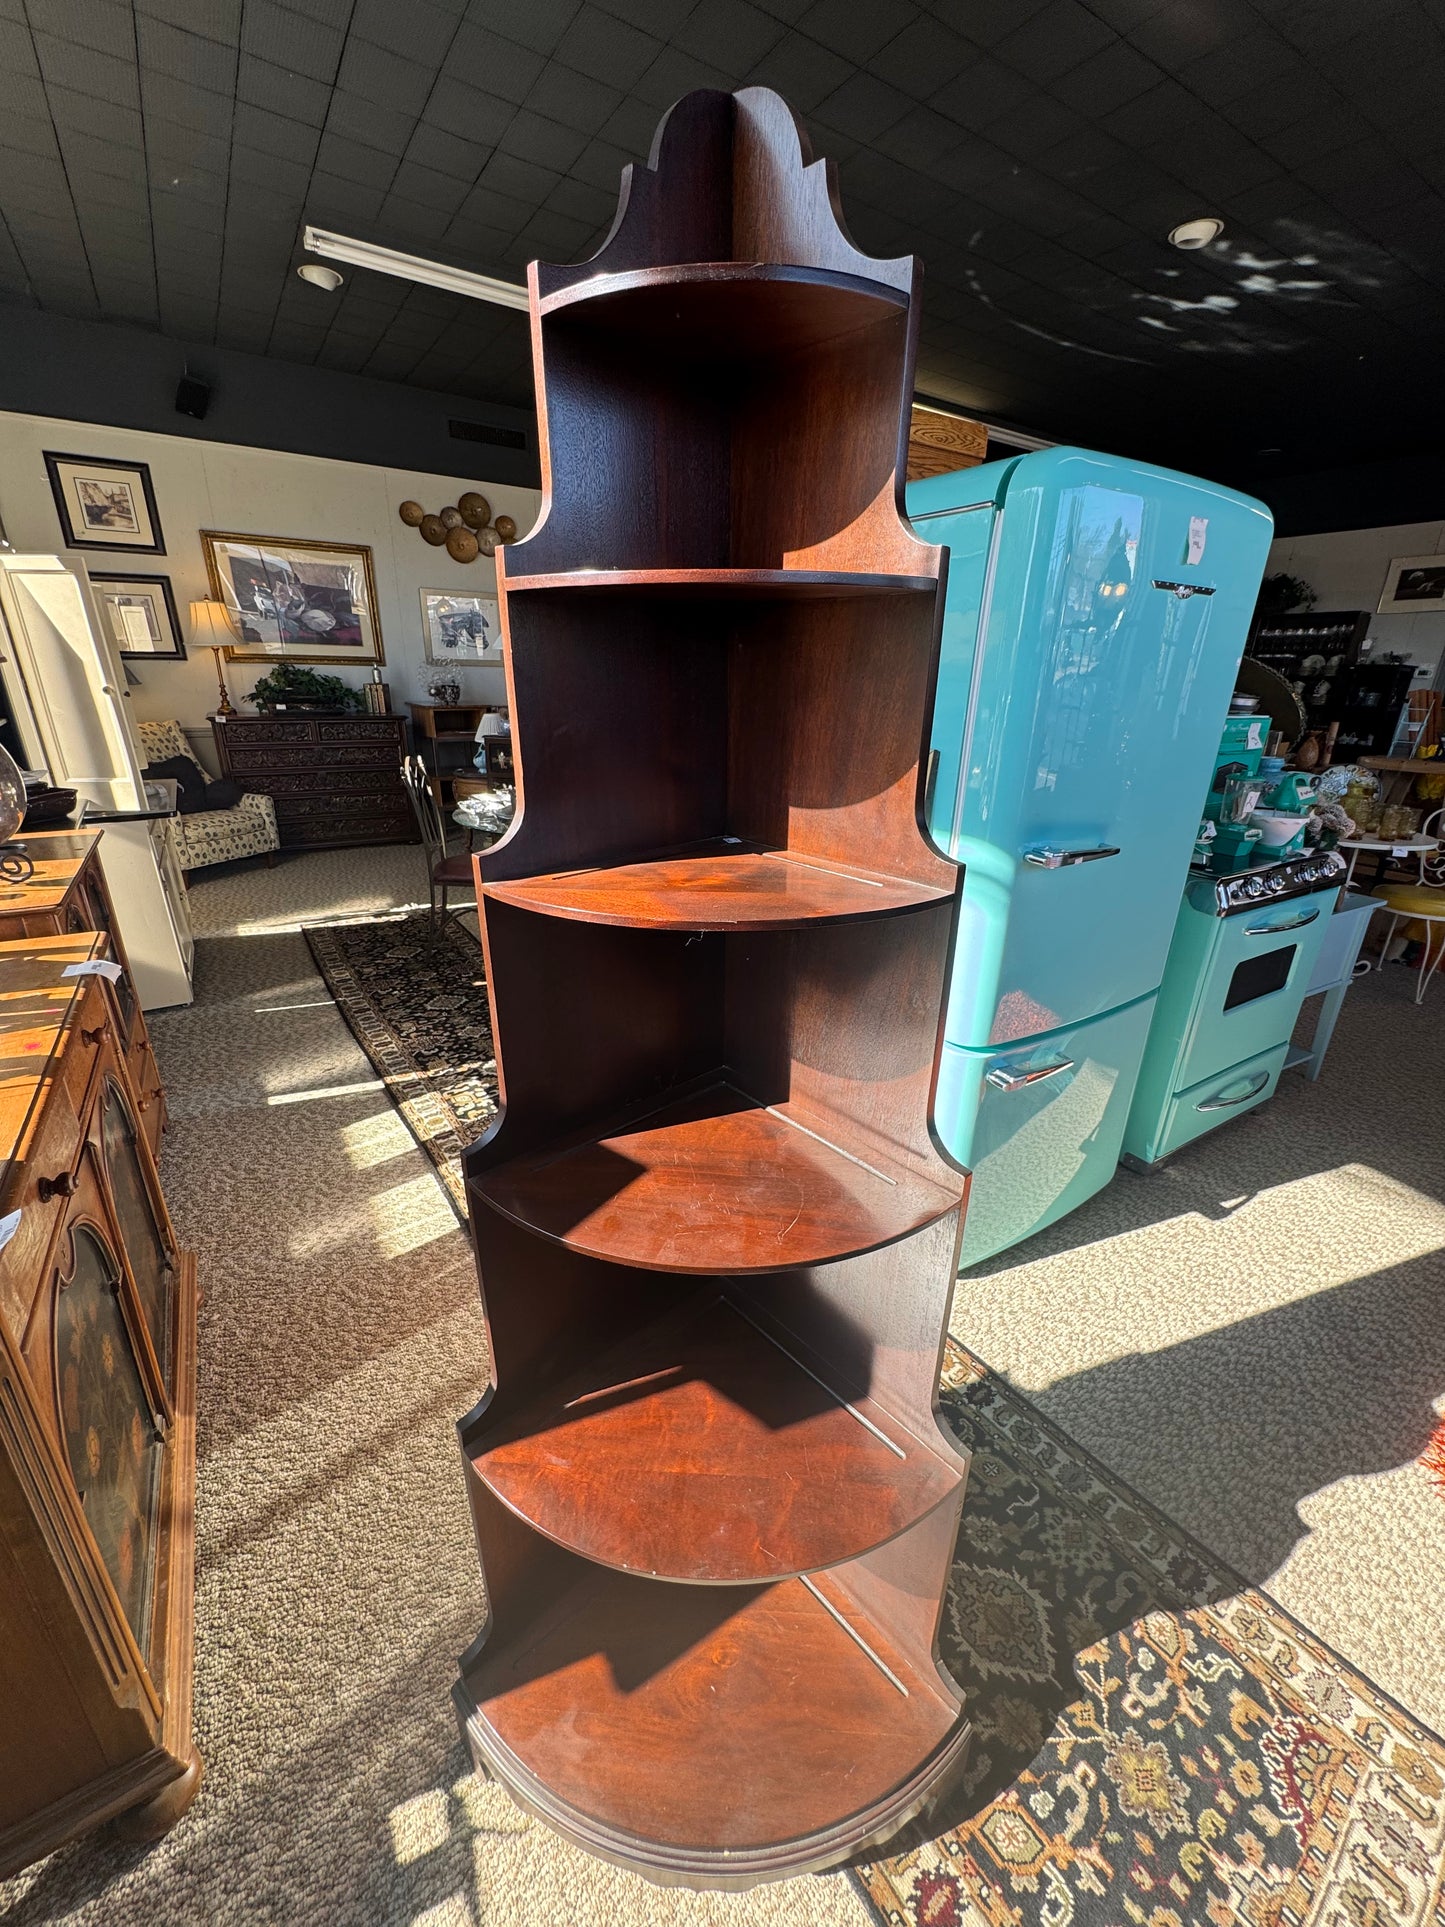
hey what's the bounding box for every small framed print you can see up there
[1378,554,1445,615]
[91,573,185,659]
[44,452,164,553]
[421,589,502,663]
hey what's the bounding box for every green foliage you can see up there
[1255,572,1317,616]
[247,663,364,712]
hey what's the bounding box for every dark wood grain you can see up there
[213,713,413,850]
[457,83,972,1887]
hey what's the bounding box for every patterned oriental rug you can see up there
[305,908,1445,1927]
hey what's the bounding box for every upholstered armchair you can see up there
[135,720,280,872]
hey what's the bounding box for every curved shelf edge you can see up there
[538,259,908,318]
[501,567,937,597]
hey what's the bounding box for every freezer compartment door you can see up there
[936,996,1156,1268]
[1144,1042,1290,1167]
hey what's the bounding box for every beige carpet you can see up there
[3,845,1441,1922]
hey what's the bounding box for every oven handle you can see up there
[1022,845,1121,869]
[1196,1070,1271,1112]
[1243,908,1320,935]
[986,1056,1076,1093]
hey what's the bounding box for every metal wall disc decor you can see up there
[398,501,426,527]
[446,526,480,564]
[396,493,516,564]
[419,514,449,545]
[458,493,491,529]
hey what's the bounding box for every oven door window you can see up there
[1224,943,1295,1011]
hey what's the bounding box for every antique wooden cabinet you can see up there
[0,831,167,1154]
[0,934,200,1876]
[212,712,414,849]
[454,88,971,1888]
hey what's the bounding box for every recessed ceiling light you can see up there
[297,262,344,291]
[1168,217,1224,250]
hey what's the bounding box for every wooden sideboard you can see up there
[0,933,199,1875]
[212,713,415,850]
[0,832,166,1155]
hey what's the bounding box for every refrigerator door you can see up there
[913,449,1274,1052]
[936,994,1157,1267]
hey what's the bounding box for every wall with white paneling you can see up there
[0,408,539,749]
[1267,519,1445,683]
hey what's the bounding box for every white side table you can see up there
[1284,890,1378,1080]
[1337,833,1439,887]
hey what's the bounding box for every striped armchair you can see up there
[135,720,280,873]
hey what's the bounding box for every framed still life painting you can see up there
[421,590,502,663]
[45,452,164,553]
[202,530,384,664]
[90,573,185,659]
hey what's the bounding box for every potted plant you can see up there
[247,664,365,714]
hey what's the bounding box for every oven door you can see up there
[1183,888,1339,1088]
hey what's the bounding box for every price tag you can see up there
[1392,844,1411,857]
[62,960,124,983]
[1187,516,1208,565]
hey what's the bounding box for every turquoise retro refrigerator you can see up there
[909,448,1273,1266]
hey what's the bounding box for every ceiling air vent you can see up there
[449,418,527,450]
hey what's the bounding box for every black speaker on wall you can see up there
[175,374,210,419]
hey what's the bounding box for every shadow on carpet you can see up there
[304,907,1445,1927]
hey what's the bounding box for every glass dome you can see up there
[0,743,27,844]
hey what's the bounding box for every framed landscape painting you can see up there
[420,590,502,663]
[91,573,185,659]
[45,452,164,553]
[202,530,384,664]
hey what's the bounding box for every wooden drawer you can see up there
[278,812,415,848]
[220,719,319,745]
[0,1075,80,1343]
[237,769,403,797]
[317,720,406,746]
[226,742,402,774]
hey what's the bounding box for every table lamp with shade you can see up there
[189,599,238,718]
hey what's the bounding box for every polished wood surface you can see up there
[0,939,199,1876]
[471,1288,961,1583]
[456,85,970,1887]
[483,839,949,929]
[213,712,413,849]
[0,830,101,917]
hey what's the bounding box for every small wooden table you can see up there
[408,703,487,807]
[1359,755,1445,808]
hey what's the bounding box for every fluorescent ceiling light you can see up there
[303,226,530,310]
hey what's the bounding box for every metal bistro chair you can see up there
[1369,806,1445,1004]
[401,754,476,927]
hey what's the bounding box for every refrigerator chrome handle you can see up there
[1195,1070,1271,1112]
[1243,908,1321,935]
[986,1056,1076,1093]
[1022,844,1122,869]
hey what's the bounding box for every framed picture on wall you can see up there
[202,530,384,664]
[44,452,165,553]
[420,590,502,663]
[1378,554,1445,614]
[90,573,185,659]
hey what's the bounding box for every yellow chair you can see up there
[1371,806,1445,1002]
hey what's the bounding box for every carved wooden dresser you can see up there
[212,712,414,850]
[0,933,200,1875]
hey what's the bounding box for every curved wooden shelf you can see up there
[482,840,949,930]
[473,1080,958,1275]
[470,1291,962,1583]
[539,262,905,360]
[501,567,935,598]
[456,1559,967,1887]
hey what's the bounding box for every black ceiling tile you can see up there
[597,93,671,151]
[236,54,331,126]
[456,179,537,231]
[424,77,516,145]
[33,33,140,107]
[551,7,664,90]
[231,144,314,195]
[812,71,912,140]
[451,23,549,101]
[477,149,563,203]
[325,90,418,153]
[511,205,596,253]
[986,90,1085,156]
[567,135,633,189]
[274,0,352,25]
[137,0,241,39]
[334,41,435,114]
[316,130,400,190]
[1035,124,1130,186]
[867,16,974,98]
[231,101,322,162]
[525,63,625,136]
[631,47,734,109]
[1049,38,1158,114]
[742,30,851,110]
[0,110,61,159]
[405,122,495,181]
[240,0,344,80]
[0,69,48,118]
[373,195,458,242]
[930,56,1034,131]
[351,0,458,64]
[24,0,133,60]
[462,0,581,56]
[928,0,1050,48]
[796,0,919,64]
[873,103,966,171]
[0,18,37,79]
[148,119,232,178]
[542,172,614,223]
[592,0,698,30]
[497,107,590,173]
[675,0,782,69]
[1216,71,1341,143]
[1098,78,1208,146]
[387,160,473,213]
[925,136,1014,196]
[135,17,237,91]
[995,0,1116,83]
[1177,31,1300,110]
[305,171,388,221]
[135,69,230,133]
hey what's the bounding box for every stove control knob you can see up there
[1246,875,1266,897]
[1268,872,1287,892]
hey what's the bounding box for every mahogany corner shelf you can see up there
[454,85,972,1889]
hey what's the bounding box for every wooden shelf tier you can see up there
[470,1290,963,1583]
[456,1556,968,1886]
[539,262,906,360]
[472,1079,958,1274]
[482,840,950,930]
[501,568,934,598]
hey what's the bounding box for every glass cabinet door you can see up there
[55,1224,164,1654]
[77,877,138,1037]
[100,1079,173,1390]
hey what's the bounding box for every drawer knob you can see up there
[81,1023,107,1047]
[38,1170,78,1202]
